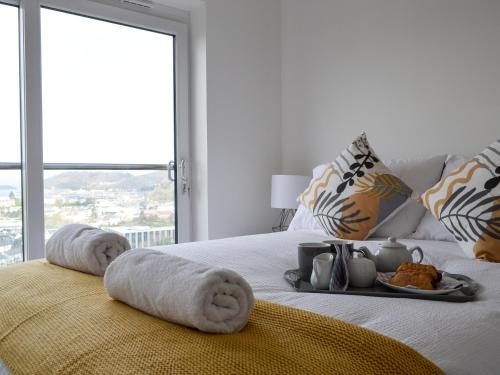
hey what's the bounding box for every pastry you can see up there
[389,271,435,290]
[395,263,441,282]
[389,262,441,290]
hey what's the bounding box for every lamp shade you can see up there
[271,175,311,209]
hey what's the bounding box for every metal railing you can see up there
[0,162,170,170]
[0,162,20,170]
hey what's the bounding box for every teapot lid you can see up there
[380,237,406,249]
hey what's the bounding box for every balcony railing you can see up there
[0,162,170,171]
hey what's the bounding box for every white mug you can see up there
[310,252,335,290]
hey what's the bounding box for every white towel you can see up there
[46,224,131,276]
[104,249,255,334]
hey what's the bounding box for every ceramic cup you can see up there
[347,256,377,288]
[297,242,331,280]
[311,252,335,290]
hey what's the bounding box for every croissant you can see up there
[395,263,441,282]
[389,271,435,290]
[389,263,442,290]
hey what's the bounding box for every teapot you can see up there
[358,237,424,272]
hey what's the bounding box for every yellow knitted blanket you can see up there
[0,261,443,375]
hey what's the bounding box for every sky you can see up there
[0,4,21,165]
[1,4,175,187]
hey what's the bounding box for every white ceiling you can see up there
[154,0,204,11]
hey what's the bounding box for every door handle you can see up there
[179,159,189,194]
[167,160,189,194]
[167,161,176,182]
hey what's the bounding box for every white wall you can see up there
[191,0,282,240]
[190,0,500,239]
[281,0,500,175]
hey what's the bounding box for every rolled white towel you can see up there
[104,249,255,334]
[46,224,131,276]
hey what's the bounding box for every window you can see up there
[0,0,189,264]
[41,9,174,165]
[41,9,176,246]
[0,3,23,267]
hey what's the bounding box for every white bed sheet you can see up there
[154,230,500,375]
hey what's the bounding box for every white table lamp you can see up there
[271,175,310,231]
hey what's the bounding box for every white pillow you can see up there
[372,155,447,238]
[411,155,469,242]
[411,211,456,242]
[289,155,447,237]
[288,204,322,231]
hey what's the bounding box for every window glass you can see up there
[0,4,21,163]
[0,171,23,267]
[41,9,177,247]
[41,8,175,164]
[0,4,23,267]
[44,170,175,246]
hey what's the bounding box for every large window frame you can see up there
[2,0,190,261]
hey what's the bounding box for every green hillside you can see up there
[44,171,172,191]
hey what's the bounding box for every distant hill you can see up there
[0,185,15,190]
[44,171,172,191]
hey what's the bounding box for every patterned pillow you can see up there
[298,133,413,240]
[420,139,500,262]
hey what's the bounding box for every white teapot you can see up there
[358,237,424,272]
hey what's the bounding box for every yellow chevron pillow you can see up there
[420,139,500,262]
[298,133,413,240]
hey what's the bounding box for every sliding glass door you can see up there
[41,8,178,247]
[0,0,189,264]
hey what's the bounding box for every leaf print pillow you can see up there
[420,139,500,262]
[298,133,413,240]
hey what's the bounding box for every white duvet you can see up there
[155,230,500,375]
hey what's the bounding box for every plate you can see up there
[377,272,464,295]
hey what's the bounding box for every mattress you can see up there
[154,230,500,375]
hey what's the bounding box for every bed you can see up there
[148,230,500,375]
[1,150,498,374]
[0,230,498,374]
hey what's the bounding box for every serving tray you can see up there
[284,269,480,302]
